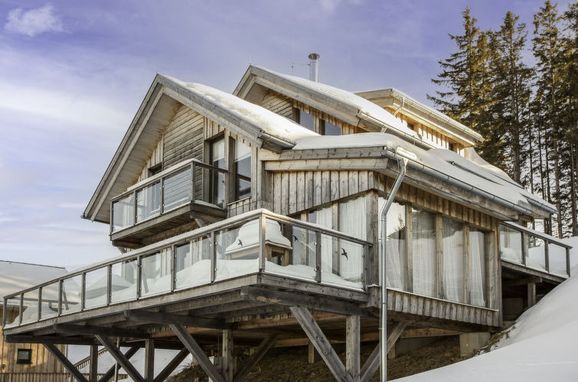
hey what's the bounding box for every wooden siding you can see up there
[260,92,294,119]
[163,105,205,168]
[293,100,360,135]
[0,310,64,376]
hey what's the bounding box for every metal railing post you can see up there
[37,288,42,322]
[544,240,550,273]
[315,231,322,283]
[566,247,571,277]
[137,256,143,299]
[106,264,112,306]
[81,273,86,311]
[210,231,216,283]
[259,214,267,272]
[171,245,177,292]
[58,280,63,316]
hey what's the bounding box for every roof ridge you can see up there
[0,259,66,270]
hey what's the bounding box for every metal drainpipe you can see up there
[379,155,408,382]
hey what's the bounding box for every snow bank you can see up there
[162,75,318,144]
[396,237,578,382]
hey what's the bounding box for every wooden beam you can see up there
[346,316,361,382]
[222,329,234,382]
[241,287,369,317]
[7,335,98,345]
[145,339,155,382]
[89,345,99,382]
[290,306,353,382]
[55,324,150,339]
[96,335,144,382]
[359,321,408,382]
[44,343,88,382]
[125,310,228,330]
[170,323,226,382]
[234,335,277,382]
[98,345,140,382]
[153,349,189,382]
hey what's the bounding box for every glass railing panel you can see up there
[141,250,171,297]
[527,236,546,271]
[21,289,40,324]
[4,295,22,327]
[84,268,108,309]
[112,194,135,232]
[499,224,523,264]
[265,220,317,282]
[136,182,161,223]
[175,237,211,289]
[326,234,364,289]
[549,243,568,276]
[216,219,260,281]
[111,260,138,303]
[61,276,82,315]
[40,281,60,319]
[164,168,192,211]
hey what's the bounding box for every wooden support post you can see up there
[234,335,277,382]
[222,329,234,382]
[89,345,99,382]
[96,336,144,382]
[527,282,537,308]
[97,345,140,382]
[359,321,408,382]
[308,341,316,364]
[145,339,155,382]
[44,344,88,382]
[170,323,226,382]
[290,306,353,382]
[153,349,189,382]
[346,315,360,381]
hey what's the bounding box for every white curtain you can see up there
[317,207,333,274]
[469,230,486,306]
[339,197,366,282]
[442,218,465,303]
[411,210,436,297]
[378,198,407,290]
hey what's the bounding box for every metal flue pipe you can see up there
[308,53,320,82]
[379,152,408,382]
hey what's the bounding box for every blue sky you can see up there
[0,0,573,270]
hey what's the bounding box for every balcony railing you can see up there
[111,159,228,233]
[499,222,572,278]
[3,209,371,329]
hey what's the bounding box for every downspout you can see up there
[379,153,408,382]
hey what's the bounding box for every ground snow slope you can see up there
[396,237,578,382]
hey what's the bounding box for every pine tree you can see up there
[428,8,498,163]
[489,12,533,184]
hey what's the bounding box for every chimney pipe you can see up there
[308,53,320,82]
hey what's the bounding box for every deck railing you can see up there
[110,159,228,233]
[3,209,371,329]
[499,222,572,277]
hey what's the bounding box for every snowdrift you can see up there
[396,237,578,382]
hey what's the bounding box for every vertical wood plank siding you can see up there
[163,105,205,168]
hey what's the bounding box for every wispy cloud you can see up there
[4,4,64,37]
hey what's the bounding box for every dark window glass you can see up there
[16,349,32,365]
[299,110,315,131]
[210,138,225,206]
[321,119,340,136]
[234,140,251,200]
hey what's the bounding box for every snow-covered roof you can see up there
[292,133,556,217]
[0,260,67,303]
[235,66,423,145]
[164,76,318,145]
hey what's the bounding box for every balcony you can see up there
[499,222,572,281]
[3,209,371,330]
[110,159,228,248]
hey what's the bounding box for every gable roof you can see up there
[0,260,67,303]
[234,66,428,148]
[83,74,317,223]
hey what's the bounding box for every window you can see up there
[210,138,226,206]
[298,109,315,131]
[16,349,32,365]
[148,163,163,176]
[320,119,340,136]
[411,209,436,297]
[382,201,407,290]
[499,224,523,263]
[233,140,252,200]
[443,218,465,303]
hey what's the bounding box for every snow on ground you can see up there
[396,237,578,382]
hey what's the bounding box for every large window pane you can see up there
[322,119,340,136]
[210,138,226,206]
[164,169,192,211]
[411,209,436,297]
[112,194,134,232]
[527,236,546,271]
[469,230,486,307]
[443,218,465,303]
[499,225,523,264]
[381,200,407,290]
[299,110,315,131]
[234,140,252,200]
[136,182,161,222]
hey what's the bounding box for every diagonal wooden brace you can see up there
[359,321,408,382]
[44,343,88,382]
[96,336,144,382]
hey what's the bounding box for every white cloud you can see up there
[318,0,362,13]
[5,4,64,37]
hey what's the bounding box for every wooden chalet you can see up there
[2,64,573,382]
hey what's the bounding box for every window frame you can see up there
[16,348,32,365]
